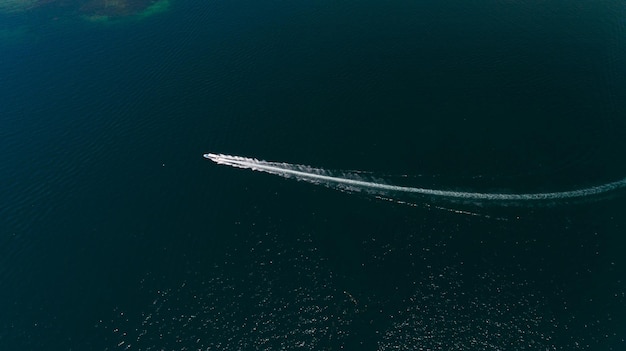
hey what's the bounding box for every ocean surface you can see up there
[1,0,626,350]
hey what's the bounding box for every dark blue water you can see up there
[1,0,626,349]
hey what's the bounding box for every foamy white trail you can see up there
[204,153,626,203]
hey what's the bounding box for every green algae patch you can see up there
[1,0,172,23]
[80,0,170,23]
[0,0,38,14]
[137,0,170,19]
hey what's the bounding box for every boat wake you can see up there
[204,153,626,208]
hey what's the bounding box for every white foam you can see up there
[204,153,626,203]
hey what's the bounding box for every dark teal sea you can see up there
[1,0,626,349]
